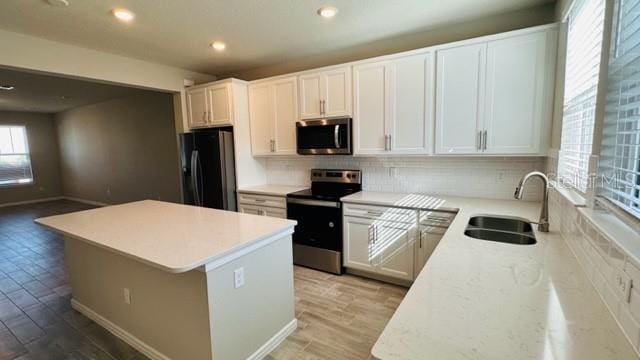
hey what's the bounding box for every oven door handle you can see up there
[334,124,341,149]
[287,198,340,208]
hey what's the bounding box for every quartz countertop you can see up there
[342,192,639,360]
[35,200,296,274]
[237,184,308,197]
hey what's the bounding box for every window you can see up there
[0,126,33,186]
[558,0,606,192]
[597,0,640,218]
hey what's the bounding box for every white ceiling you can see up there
[0,0,554,77]
[0,67,150,113]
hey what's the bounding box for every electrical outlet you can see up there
[614,271,632,303]
[123,288,131,304]
[496,171,506,182]
[234,267,245,289]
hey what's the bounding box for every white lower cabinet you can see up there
[237,192,287,219]
[343,212,416,282]
[344,204,454,283]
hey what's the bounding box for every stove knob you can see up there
[328,222,334,228]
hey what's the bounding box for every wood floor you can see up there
[267,266,408,360]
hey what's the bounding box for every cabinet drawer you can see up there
[419,210,456,228]
[343,203,416,223]
[237,193,286,209]
[239,204,287,219]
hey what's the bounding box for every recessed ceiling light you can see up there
[46,0,69,6]
[112,8,135,22]
[0,85,14,91]
[317,6,338,18]
[211,41,226,51]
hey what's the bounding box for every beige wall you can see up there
[55,92,181,204]
[225,3,556,80]
[0,111,62,205]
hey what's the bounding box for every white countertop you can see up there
[342,192,638,360]
[237,184,308,197]
[35,200,296,274]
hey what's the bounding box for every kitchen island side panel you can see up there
[65,237,213,360]
[207,234,296,360]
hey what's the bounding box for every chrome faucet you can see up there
[514,171,549,232]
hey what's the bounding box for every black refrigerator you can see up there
[179,128,237,211]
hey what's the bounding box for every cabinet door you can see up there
[343,216,376,272]
[415,225,445,274]
[299,74,323,119]
[323,67,352,117]
[273,77,298,155]
[435,44,485,154]
[207,84,233,126]
[375,222,415,281]
[248,83,274,155]
[353,62,389,154]
[484,32,547,154]
[186,88,208,129]
[389,53,431,154]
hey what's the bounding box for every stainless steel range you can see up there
[286,169,362,274]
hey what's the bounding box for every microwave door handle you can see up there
[334,124,340,148]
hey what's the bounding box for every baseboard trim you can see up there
[0,196,65,208]
[71,299,170,360]
[63,197,110,207]
[247,318,297,360]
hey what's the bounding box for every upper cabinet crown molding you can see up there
[298,66,352,119]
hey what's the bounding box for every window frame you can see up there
[0,124,35,188]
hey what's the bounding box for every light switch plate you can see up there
[234,267,245,289]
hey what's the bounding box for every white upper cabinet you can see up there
[353,52,432,155]
[248,76,298,156]
[435,44,485,154]
[435,26,556,155]
[248,83,273,155]
[186,81,235,129]
[353,62,389,154]
[299,66,352,119]
[206,83,234,126]
[186,87,208,129]
[272,78,298,154]
[483,31,553,154]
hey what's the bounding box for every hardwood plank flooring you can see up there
[268,266,408,360]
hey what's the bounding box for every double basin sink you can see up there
[464,216,536,245]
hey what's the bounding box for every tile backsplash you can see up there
[550,188,640,354]
[266,156,545,201]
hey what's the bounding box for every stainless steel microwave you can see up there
[296,117,352,155]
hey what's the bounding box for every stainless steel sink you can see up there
[465,216,536,245]
[464,229,536,245]
[467,216,532,233]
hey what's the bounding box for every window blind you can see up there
[558,0,606,192]
[0,126,33,186]
[598,0,640,217]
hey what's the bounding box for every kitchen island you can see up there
[35,200,297,360]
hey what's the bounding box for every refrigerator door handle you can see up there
[218,133,229,209]
[191,150,202,206]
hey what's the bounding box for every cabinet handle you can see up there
[270,140,275,152]
[476,131,482,151]
[384,135,389,151]
[388,134,392,151]
[482,130,487,151]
